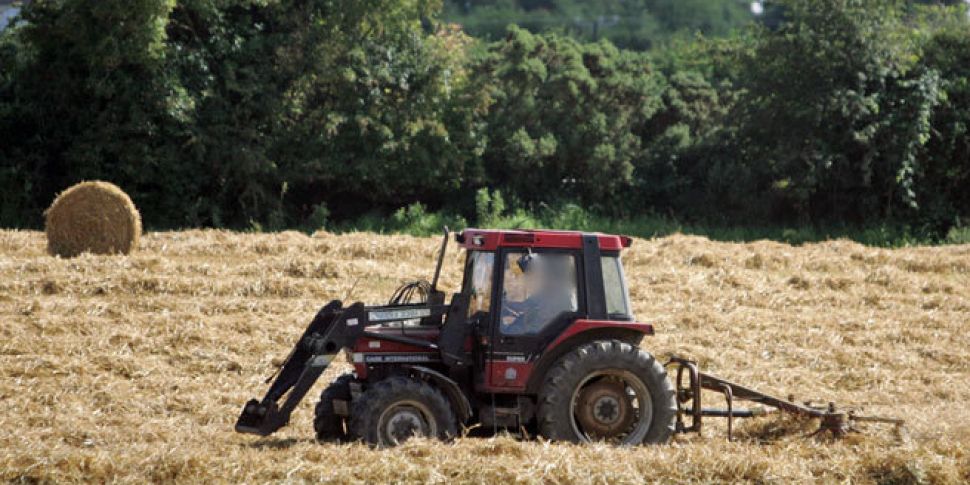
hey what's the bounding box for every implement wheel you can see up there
[537,340,676,445]
[348,376,457,447]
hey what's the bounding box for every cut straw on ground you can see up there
[0,230,968,483]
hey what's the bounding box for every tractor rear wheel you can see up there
[537,340,676,445]
[348,376,457,447]
[314,373,354,441]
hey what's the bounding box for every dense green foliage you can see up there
[728,1,943,222]
[163,0,476,227]
[0,0,180,225]
[473,27,662,208]
[441,0,755,50]
[1,0,969,244]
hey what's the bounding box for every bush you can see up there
[378,203,467,237]
[945,225,970,245]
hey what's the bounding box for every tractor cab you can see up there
[450,229,646,393]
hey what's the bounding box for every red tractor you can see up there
[237,228,676,445]
[236,228,901,445]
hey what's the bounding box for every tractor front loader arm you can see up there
[235,300,368,436]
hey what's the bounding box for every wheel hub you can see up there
[382,406,429,444]
[575,379,636,439]
[593,395,621,423]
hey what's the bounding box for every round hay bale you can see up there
[45,181,142,257]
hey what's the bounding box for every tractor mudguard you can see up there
[406,365,473,423]
[524,320,655,394]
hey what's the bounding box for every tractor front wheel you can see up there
[348,376,458,447]
[314,373,354,442]
[537,340,676,445]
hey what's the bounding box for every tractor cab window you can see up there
[500,253,578,335]
[465,251,495,318]
[602,255,632,318]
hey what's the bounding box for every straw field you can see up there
[1,229,968,483]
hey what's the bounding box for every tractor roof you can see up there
[456,228,632,251]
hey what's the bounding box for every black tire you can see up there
[314,373,354,441]
[348,376,458,447]
[537,340,676,445]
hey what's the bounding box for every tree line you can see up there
[441,0,758,50]
[0,0,968,238]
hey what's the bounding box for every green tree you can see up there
[631,34,749,218]
[472,27,663,210]
[917,25,970,227]
[0,23,31,226]
[0,0,181,227]
[443,0,754,50]
[273,17,487,222]
[633,70,735,215]
[166,0,481,227]
[725,0,943,223]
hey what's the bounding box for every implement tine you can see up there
[849,412,905,428]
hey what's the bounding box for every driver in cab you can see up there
[501,253,578,335]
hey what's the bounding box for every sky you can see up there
[0,6,19,31]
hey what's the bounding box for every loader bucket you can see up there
[235,399,286,436]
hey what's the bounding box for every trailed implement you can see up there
[666,357,904,441]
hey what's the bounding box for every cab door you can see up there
[486,249,583,391]
[460,250,496,389]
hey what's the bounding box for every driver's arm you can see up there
[503,298,529,314]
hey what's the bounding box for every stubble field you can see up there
[1,229,968,483]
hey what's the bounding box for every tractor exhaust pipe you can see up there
[430,226,449,293]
